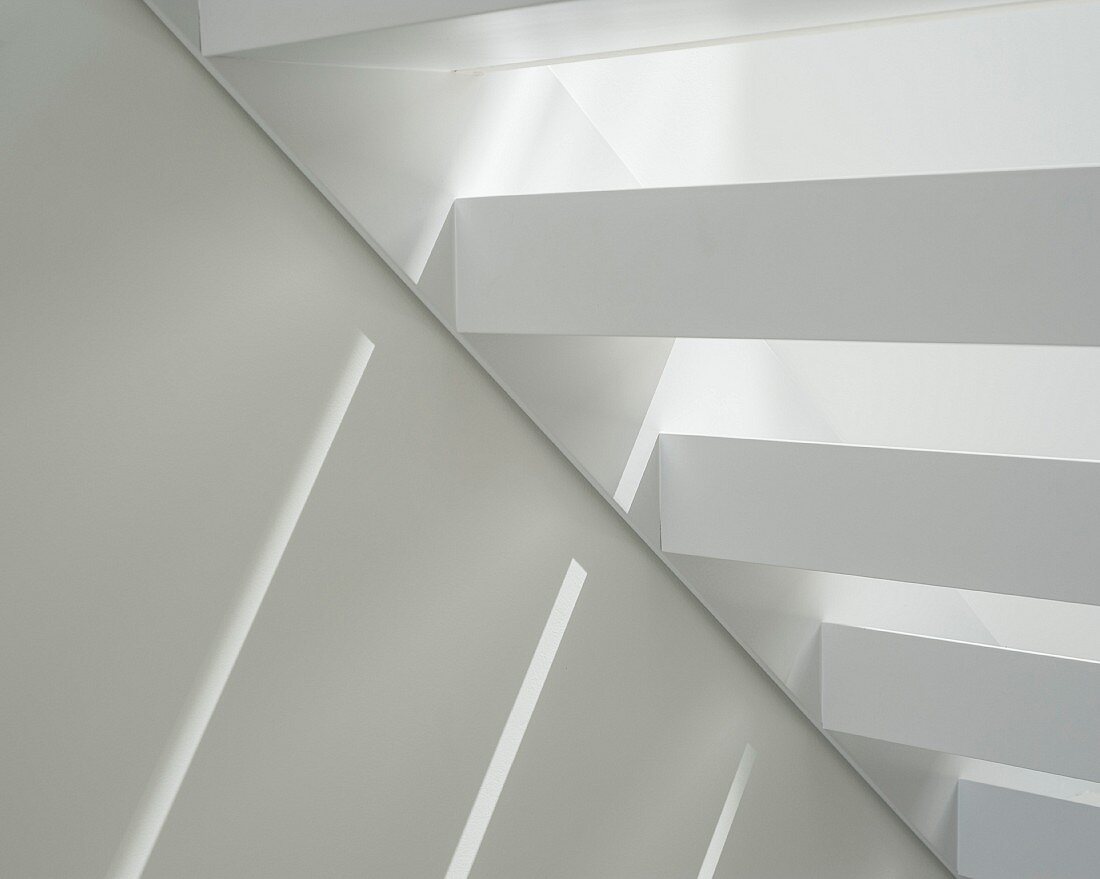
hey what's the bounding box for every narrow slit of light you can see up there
[105,333,375,879]
[614,420,659,512]
[613,340,676,512]
[696,744,757,879]
[443,558,588,879]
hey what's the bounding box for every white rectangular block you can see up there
[659,435,1100,605]
[456,167,1100,344]
[957,781,1100,879]
[821,625,1100,781]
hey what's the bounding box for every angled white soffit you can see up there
[145,1,1100,875]
[198,0,1053,71]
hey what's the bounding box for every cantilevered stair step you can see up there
[658,434,1100,604]
[957,781,1100,879]
[821,625,1100,781]
[455,167,1100,343]
[198,0,1032,71]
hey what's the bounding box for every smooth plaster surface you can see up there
[0,2,950,876]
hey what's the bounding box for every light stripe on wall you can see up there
[444,558,588,879]
[106,333,375,879]
[696,744,757,879]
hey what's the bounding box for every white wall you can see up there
[0,1,949,877]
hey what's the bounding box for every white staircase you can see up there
[146,1,1100,875]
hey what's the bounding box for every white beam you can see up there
[957,780,1100,879]
[201,0,1045,71]
[659,435,1100,605]
[455,167,1100,344]
[821,625,1100,781]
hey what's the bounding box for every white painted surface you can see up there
[696,744,756,879]
[203,56,636,284]
[1,4,382,874]
[444,560,587,879]
[455,167,1100,342]
[757,341,1100,702]
[106,335,373,879]
[550,0,1100,187]
[660,435,1100,605]
[822,625,1100,781]
[204,0,1036,71]
[768,342,1100,462]
[0,2,951,876]
[197,0,551,56]
[957,781,1100,879]
[612,339,837,510]
[136,0,1100,873]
